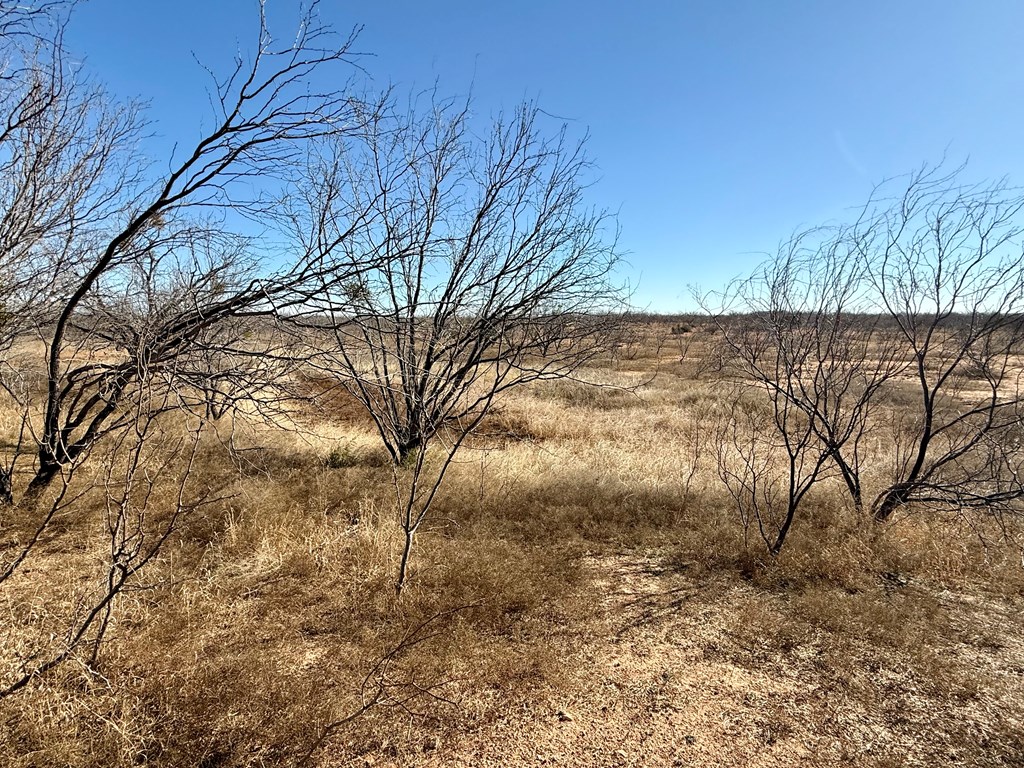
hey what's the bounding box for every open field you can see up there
[5,3,1024,766]
[2,323,1022,767]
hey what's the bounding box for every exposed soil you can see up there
[350,553,1024,768]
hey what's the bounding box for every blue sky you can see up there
[65,1,1024,311]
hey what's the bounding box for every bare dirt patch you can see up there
[353,552,1024,768]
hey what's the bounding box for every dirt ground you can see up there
[351,552,1024,768]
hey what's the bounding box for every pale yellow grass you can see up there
[0,324,1022,767]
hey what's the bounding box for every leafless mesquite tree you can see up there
[304,98,624,591]
[0,1,386,506]
[711,382,836,555]
[863,166,1024,521]
[0,0,67,40]
[703,229,901,554]
[705,224,905,523]
[708,164,1024,542]
[0,386,221,698]
[0,0,142,502]
[0,5,400,687]
[0,0,395,695]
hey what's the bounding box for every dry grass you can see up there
[1,323,1023,766]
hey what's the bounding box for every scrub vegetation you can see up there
[2,3,1023,767]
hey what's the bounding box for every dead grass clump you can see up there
[469,406,549,445]
[0,672,159,767]
[531,378,638,410]
[872,378,924,411]
[876,512,1024,593]
[657,381,725,414]
[430,463,688,550]
[297,375,378,429]
[715,567,1021,767]
[0,431,600,767]
[321,440,390,469]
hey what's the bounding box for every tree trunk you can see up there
[25,451,61,498]
[395,526,415,595]
[0,469,14,506]
[769,504,797,556]
[395,436,421,466]
[833,454,863,512]
[872,483,912,522]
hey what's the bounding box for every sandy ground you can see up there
[337,553,1024,768]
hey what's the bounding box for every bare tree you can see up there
[0,0,143,502]
[713,396,780,552]
[707,163,1024,537]
[305,97,623,591]
[705,224,904,518]
[863,166,1024,521]
[711,381,835,555]
[0,0,69,43]
[0,1,386,506]
[0,386,221,698]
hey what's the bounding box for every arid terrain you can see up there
[3,325,1022,767]
[4,3,1024,767]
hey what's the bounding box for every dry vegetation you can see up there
[3,324,1023,768]
[4,3,1024,765]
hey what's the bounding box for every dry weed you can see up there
[2,322,1023,766]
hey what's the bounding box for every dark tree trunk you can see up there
[395,526,414,596]
[833,454,863,512]
[25,449,62,498]
[394,436,422,466]
[769,503,798,556]
[0,469,13,506]
[872,483,912,522]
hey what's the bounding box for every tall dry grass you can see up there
[1,322,1022,766]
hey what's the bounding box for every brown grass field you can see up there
[2,323,1023,767]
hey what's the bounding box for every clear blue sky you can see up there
[65,1,1024,312]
